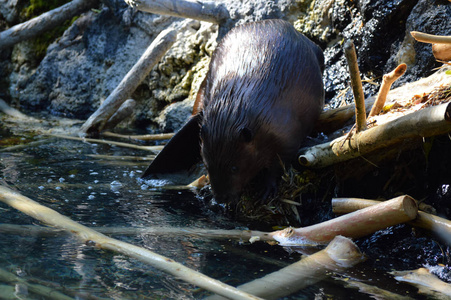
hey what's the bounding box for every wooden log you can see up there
[80,28,177,136]
[207,236,365,300]
[368,64,407,117]
[0,0,99,50]
[0,185,263,300]
[344,40,367,132]
[299,102,451,168]
[332,197,451,243]
[270,195,418,245]
[124,0,229,24]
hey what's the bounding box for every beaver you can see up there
[143,19,324,202]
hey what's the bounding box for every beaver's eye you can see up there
[231,166,238,174]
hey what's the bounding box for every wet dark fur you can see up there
[198,19,325,201]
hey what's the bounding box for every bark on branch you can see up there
[0,185,262,300]
[344,40,367,132]
[0,0,99,50]
[299,102,451,168]
[124,0,230,24]
[80,28,177,136]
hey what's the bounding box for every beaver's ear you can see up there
[239,127,253,143]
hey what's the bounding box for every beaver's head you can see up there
[200,122,271,202]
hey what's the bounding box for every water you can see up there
[0,130,446,299]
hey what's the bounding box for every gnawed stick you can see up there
[344,40,367,132]
[270,195,418,246]
[0,0,99,50]
[102,99,136,131]
[299,102,451,168]
[411,31,451,44]
[0,185,263,300]
[0,98,36,120]
[102,131,175,141]
[411,31,451,62]
[207,236,365,300]
[0,223,275,243]
[332,197,451,243]
[80,28,177,136]
[124,0,229,24]
[49,134,164,152]
[368,64,407,117]
[391,268,451,297]
[0,268,74,300]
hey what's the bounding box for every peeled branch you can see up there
[124,0,229,24]
[299,102,451,168]
[391,268,451,298]
[411,31,451,62]
[207,236,365,300]
[332,197,451,243]
[0,185,263,300]
[368,64,407,117]
[80,28,177,136]
[270,195,418,246]
[0,0,99,50]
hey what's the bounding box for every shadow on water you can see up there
[0,131,445,299]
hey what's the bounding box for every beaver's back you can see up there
[199,19,325,200]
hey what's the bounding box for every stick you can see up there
[102,131,175,141]
[49,134,164,152]
[411,31,451,44]
[0,268,74,300]
[332,197,451,243]
[368,64,407,117]
[0,0,99,50]
[124,0,229,24]
[102,99,136,131]
[206,236,365,300]
[391,268,451,297]
[344,40,367,132]
[0,185,263,300]
[299,102,451,168]
[80,28,177,135]
[270,195,418,245]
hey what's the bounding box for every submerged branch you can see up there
[49,134,163,152]
[0,185,263,300]
[207,236,365,300]
[391,268,451,297]
[270,195,418,245]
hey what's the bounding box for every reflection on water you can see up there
[0,135,438,299]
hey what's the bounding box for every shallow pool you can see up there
[0,130,444,299]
